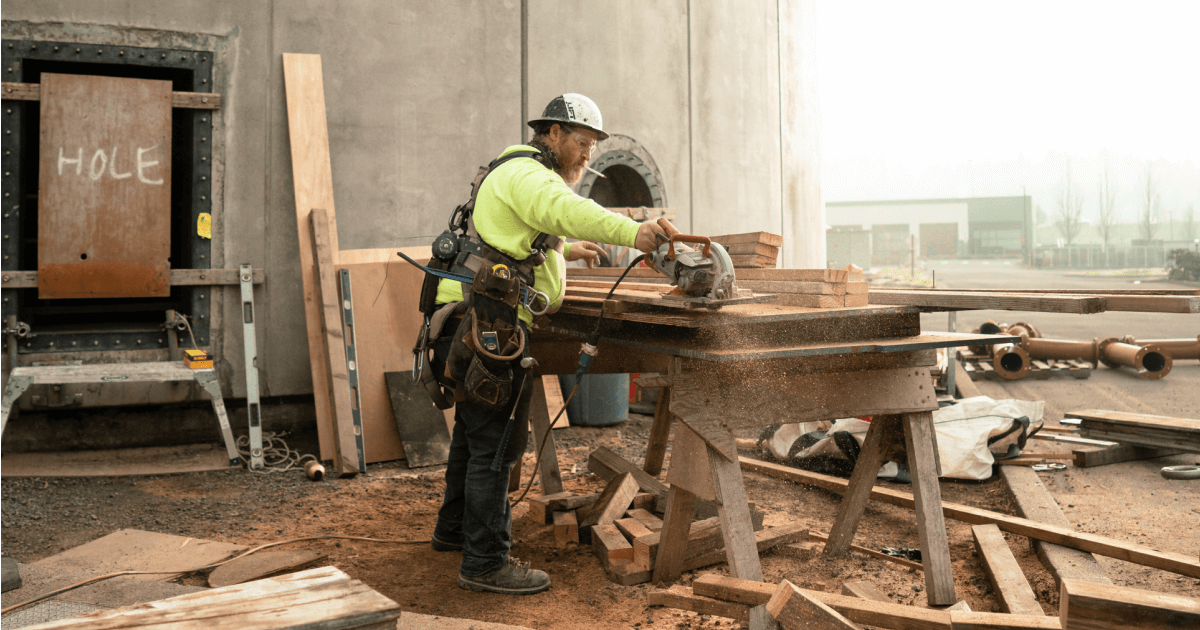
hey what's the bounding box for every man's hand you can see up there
[634,221,669,253]
[567,241,607,268]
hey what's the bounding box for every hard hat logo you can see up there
[528,93,609,140]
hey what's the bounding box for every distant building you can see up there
[825,196,1032,268]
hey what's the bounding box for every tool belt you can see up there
[412,149,557,410]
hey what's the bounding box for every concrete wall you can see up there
[3,0,821,400]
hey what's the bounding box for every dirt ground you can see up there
[5,407,1196,630]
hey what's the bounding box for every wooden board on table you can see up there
[208,549,327,588]
[33,530,246,583]
[869,290,1107,314]
[23,566,400,630]
[743,458,1200,579]
[338,257,452,464]
[1060,578,1200,630]
[284,53,341,466]
[384,371,451,468]
[0,444,233,478]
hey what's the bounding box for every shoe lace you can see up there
[507,556,531,575]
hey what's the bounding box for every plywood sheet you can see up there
[37,73,172,299]
[207,549,327,588]
[385,371,451,467]
[32,529,246,582]
[338,260,453,464]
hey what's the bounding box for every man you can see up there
[428,94,666,595]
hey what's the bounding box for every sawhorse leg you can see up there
[823,411,955,605]
[643,358,681,476]
[528,376,563,495]
[193,369,243,467]
[1,373,33,436]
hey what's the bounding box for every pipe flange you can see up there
[1136,344,1172,380]
[993,343,1030,380]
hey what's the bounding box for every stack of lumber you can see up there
[731,265,868,308]
[20,566,401,630]
[710,231,782,268]
[1063,409,1200,453]
[650,573,1199,630]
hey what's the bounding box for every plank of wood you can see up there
[284,53,342,466]
[1065,410,1200,451]
[615,517,654,541]
[207,549,327,588]
[383,371,450,468]
[1060,578,1200,630]
[844,294,869,307]
[592,524,634,570]
[648,585,751,624]
[840,580,895,603]
[528,376,564,494]
[711,231,785,247]
[527,492,597,524]
[589,446,669,506]
[707,440,774,630]
[651,485,697,584]
[997,466,1112,587]
[310,209,361,475]
[22,566,400,630]
[626,508,663,532]
[775,293,844,308]
[32,530,244,585]
[736,279,848,294]
[664,418,720,501]
[725,242,781,257]
[1097,294,1200,313]
[2,82,222,109]
[609,523,808,587]
[971,524,1044,616]
[634,517,723,569]
[0,444,233,478]
[1072,444,1183,468]
[693,574,1061,630]
[567,280,672,293]
[869,291,1106,314]
[767,580,864,629]
[1076,428,1199,453]
[954,359,984,399]
[553,510,579,547]
[542,374,569,430]
[741,457,1200,578]
[1065,409,1200,432]
[729,254,778,268]
[1031,434,1116,447]
[581,472,641,528]
[903,411,956,605]
[846,281,869,295]
[643,376,674,476]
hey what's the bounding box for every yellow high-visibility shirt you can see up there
[436,145,640,324]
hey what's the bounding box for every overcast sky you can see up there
[817,1,1199,220]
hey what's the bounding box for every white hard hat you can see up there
[527,93,608,140]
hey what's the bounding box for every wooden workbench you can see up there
[530,301,1016,628]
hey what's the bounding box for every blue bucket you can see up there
[557,373,629,427]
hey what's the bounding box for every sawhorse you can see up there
[1,361,242,466]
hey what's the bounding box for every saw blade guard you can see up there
[647,236,738,300]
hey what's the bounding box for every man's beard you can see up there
[560,155,587,184]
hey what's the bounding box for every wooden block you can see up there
[1060,578,1200,630]
[608,523,808,587]
[735,279,848,295]
[777,542,820,561]
[20,566,400,630]
[843,294,869,307]
[527,492,597,524]
[648,585,751,624]
[580,472,641,528]
[553,510,579,547]
[839,580,894,603]
[729,254,778,268]
[592,524,634,570]
[766,580,863,629]
[635,516,723,570]
[775,293,844,308]
[615,517,654,541]
[842,264,864,281]
[972,524,1044,616]
[207,549,327,588]
[588,446,669,505]
[725,242,780,257]
[631,492,657,511]
[626,508,663,532]
[1072,444,1183,467]
[845,281,868,295]
[711,231,784,247]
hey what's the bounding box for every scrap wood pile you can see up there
[963,320,1198,381]
[869,286,1200,314]
[529,446,808,585]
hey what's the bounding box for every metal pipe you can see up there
[968,320,1006,356]
[992,342,1030,380]
[1024,337,1101,365]
[1120,335,1199,361]
[1098,338,1173,379]
[1006,321,1041,339]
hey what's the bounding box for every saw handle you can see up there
[665,234,712,260]
[656,218,681,238]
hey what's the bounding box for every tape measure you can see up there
[491,263,511,280]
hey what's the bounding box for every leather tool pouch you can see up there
[444,263,526,410]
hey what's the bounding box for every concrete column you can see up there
[779,0,825,269]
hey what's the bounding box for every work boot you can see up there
[430,535,463,552]
[457,557,551,595]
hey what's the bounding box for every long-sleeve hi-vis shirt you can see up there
[436,145,641,324]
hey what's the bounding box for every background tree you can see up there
[1056,167,1084,245]
[1186,202,1195,242]
[1140,168,1161,240]
[1096,166,1117,248]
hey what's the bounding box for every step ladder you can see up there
[1,362,242,466]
